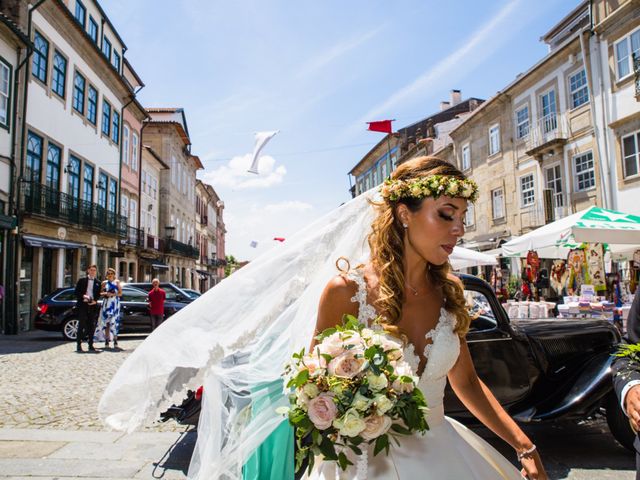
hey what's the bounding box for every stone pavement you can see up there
[0,331,193,479]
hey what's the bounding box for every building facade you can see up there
[142,108,202,289]
[0,8,30,334]
[11,0,134,332]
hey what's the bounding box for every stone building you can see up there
[142,108,203,289]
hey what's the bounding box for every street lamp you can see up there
[165,225,175,240]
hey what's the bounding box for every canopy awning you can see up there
[22,234,84,249]
[196,269,212,277]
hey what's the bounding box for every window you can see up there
[569,69,589,108]
[129,198,137,227]
[151,177,157,199]
[545,164,564,208]
[88,16,98,44]
[87,85,97,125]
[74,0,86,28]
[515,106,529,139]
[111,110,120,144]
[492,188,504,220]
[464,202,475,227]
[113,52,121,72]
[489,125,500,156]
[540,90,557,133]
[72,72,85,114]
[102,37,111,61]
[0,60,10,127]
[83,164,94,203]
[108,178,117,212]
[622,131,640,178]
[67,156,80,202]
[520,174,535,207]
[461,144,470,170]
[46,143,61,190]
[102,100,111,136]
[121,288,148,303]
[26,131,43,183]
[131,132,138,171]
[121,195,128,219]
[32,31,48,83]
[614,29,640,80]
[122,125,130,165]
[141,170,147,193]
[97,172,108,208]
[573,151,595,191]
[51,51,67,98]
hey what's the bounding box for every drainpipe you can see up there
[4,0,47,335]
[580,10,613,209]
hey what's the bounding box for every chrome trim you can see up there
[467,337,513,343]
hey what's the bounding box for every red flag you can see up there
[273,237,285,242]
[367,120,394,134]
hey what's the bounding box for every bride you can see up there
[99,156,546,479]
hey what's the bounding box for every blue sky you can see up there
[106,0,578,260]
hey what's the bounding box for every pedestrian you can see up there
[612,291,640,479]
[96,268,122,349]
[74,264,100,352]
[148,278,165,331]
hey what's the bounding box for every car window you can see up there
[162,286,182,301]
[121,288,149,302]
[464,289,497,332]
[54,289,76,301]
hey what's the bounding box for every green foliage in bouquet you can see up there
[283,314,429,475]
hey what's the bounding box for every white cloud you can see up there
[351,0,521,133]
[201,154,286,189]
[295,27,384,79]
[262,201,313,214]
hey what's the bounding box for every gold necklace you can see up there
[406,283,419,296]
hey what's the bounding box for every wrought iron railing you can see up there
[21,181,127,237]
[525,112,568,153]
[164,238,199,258]
[633,52,640,98]
[126,226,145,247]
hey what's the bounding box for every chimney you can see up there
[439,101,450,111]
[450,89,461,106]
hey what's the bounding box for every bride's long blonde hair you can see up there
[368,156,471,337]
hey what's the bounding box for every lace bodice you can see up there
[346,269,460,427]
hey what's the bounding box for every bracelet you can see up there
[517,444,537,462]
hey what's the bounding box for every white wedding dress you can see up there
[308,270,522,480]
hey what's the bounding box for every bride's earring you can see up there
[402,223,408,229]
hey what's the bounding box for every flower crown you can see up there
[380,174,479,202]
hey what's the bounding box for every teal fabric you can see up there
[242,380,295,480]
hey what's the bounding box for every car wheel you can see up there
[62,318,79,341]
[605,391,636,452]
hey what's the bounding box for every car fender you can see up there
[525,350,615,421]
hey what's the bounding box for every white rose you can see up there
[333,409,367,437]
[296,390,310,407]
[366,372,389,391]
[361,328,374,340]
[360,415,393,441]
[373,394,394,415]
[303,383,319,399]
[328,349,366,379]
[392,377,415,394]
[317,332,346,357]
[352,392,372,411]
[463,184,474,197]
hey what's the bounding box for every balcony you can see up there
[524,113,569,160]
[164,238,199,258]
[125,226,144,247]
[21,181,127,237]
[520,203,547,231]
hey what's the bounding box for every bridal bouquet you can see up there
[283,315,429,474]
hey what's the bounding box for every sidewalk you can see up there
[0,427,195,479]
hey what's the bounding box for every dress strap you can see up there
[346,268,377,327]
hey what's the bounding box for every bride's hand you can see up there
[519,450,547,479]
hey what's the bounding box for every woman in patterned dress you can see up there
[96,268,122,349]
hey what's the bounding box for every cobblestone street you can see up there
[0,332,181,432]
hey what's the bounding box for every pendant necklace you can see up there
[406,283,419,296]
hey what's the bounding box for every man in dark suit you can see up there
[74,264,101,352]
[613,291,640,478]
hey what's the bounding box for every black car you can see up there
[160,274,633,451]
[34,285,186,341]
[122,282,194,304]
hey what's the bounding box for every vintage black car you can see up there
[160,274,632,450]
[34,285,187,341]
